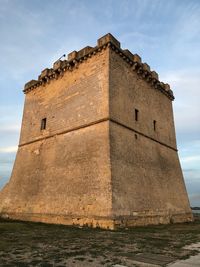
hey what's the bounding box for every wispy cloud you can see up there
[181,156,200,163]
[0,107,21,148]
[0,146,18,153]
[0,124,20,133]
[160,69,200,147]
[183,168,200,180]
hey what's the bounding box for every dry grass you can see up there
[0,214,200,267]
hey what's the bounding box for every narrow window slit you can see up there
[41,118,47,130]
[153,120,156,131]
[135,109,139,121]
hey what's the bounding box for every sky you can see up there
[0,0,200,206]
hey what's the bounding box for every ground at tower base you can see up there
[0,214,199,267]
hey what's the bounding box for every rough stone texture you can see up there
[0,33,193,229]
[20,49,109,145]
[109,48,192,226]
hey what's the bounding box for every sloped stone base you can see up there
[0,211,193,230]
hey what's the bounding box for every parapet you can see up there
[97,33,120,48]
[23,33,174,100]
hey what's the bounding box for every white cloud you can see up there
[0,124,20,133]
[181,155,200,163]
[0,146,18,153]
[179,139,200,173]
[160,69,200,146]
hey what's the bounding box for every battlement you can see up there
[23,33,174,100]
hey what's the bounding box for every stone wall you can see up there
[20,49,109,145]
[0,33,193,229]
[109,48,192,225]
[0,48,113,229]
[109,48,176,149]
[110,121,192,225]
[1,121,113,228]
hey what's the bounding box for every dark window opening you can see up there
[135,109,139,121]
[41,118,47,130]
[153,120,156,131]
[135,134,138,139]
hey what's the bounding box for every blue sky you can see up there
[0,0,200,206]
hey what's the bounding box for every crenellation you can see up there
[68,50,78,61]
[160,82,165,88]
[142,63,150,72]
[151,70,159,80]
[133,54,142,63]
[164,83,170,91]
[154,80,160,89]
[24,80,38,91]
[169,89,174,98]
[39,68,51,79]
[53,59,68,71]
[23,33,174,100]
[77,46,93,59]
[97,33,120,48]
[123,49,134,59]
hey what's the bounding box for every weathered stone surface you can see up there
[164,83,171,91]
[77,46,93,58]
[133,54,141,63]
[68,50,78,61]
[97,33,120,48]
[123,49,134,59]
[53,60,67,71]
[0,34,193,229]
[40,68,51,79]
[142,63,150,71]
[24,79,38,91]
[151,70,159,80]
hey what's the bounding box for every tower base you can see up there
[0,210,193,230]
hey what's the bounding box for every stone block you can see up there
[164,83,170,91]
[53,60,62,70]
[142,63,150,72]
[53,60,68,70]
[68,51,77,61]
[24,80,38,91]
[123,49,134,60]
[40,68,51,79]
[97,33,120,48]
[151,71,159,80]
[133,54,141,63]
[77,46,93,58]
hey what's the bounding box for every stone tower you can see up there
[0,33,193,229]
